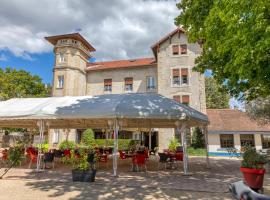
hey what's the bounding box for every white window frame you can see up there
[170,44,189,57]
[59,53,65,63]
[170,67,191,87]
[146,76,156,90]
[52,129,59,144]
[57,75,64,89]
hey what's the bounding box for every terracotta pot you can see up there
[240,167,265,189]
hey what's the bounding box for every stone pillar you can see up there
[158,128,174,151]
[234,134,241,151]
[254,133,262,150]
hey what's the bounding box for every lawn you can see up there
[187,147,206,156]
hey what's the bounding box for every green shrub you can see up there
[241,145,267,169]
[8,143,24,166]
[191,127,205,149]
[82,129,96,148]
[59,140,76,150]
[168,138,180,152]
[95,139,131,150]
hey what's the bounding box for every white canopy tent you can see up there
[0,93,209,175]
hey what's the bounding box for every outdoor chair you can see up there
[119,150,126,160]
[63,149,71,158]
[53,149,63,162]
[98,154,108,169]
[132,154,147,172]
[87,153,96,170]
[144,149,149,159]
[0,149,8,166]
[158,153,171,170]
[43,152,55,169]
[28,150,38,169]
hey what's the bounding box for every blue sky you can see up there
[0,50,54,83]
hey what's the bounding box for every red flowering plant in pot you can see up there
[240,145,267,190]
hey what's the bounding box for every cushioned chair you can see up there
[132,154,147,172]
[43,152,55,169]
[119,150,126,160]
[158,153,170,170]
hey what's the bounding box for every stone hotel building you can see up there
[45,27,206,150]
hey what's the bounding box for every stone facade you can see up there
[46,28,206,150]
[86,66,157,95]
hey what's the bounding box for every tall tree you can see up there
[205,77,230,109]
[0,67,50,100]
[175,0,270,100]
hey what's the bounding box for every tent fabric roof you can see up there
[0,93,208,128]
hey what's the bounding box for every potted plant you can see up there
[240,146,267,190]
[70,148,96,182]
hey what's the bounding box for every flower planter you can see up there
[72,169,96,182]
[240,167,265,189]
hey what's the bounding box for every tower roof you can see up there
[45,33,96,52]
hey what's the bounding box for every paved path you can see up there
[0,157,269,199]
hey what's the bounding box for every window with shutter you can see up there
[173,95,181,103]
[181,95,190,106]
[181,68,189,85]
[172,45,179,55]
[180,44,187,54]
[104,79,112,92]
[125,77,133,92]
[172,69,180,86]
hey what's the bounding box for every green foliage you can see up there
[246,97,270,124]
[0,67,50,100]
[191,127,205,148]
[82,129,96,148]
[175,0,270,100]
[168,138,180,152]
[34,143,49,152]
[8,143,24,166]
[241,145,267,169]
[187,147,206,156]
[70,149,89,171]
[205,77,230,109]
[59,140,76,150]
[95,139,131,150]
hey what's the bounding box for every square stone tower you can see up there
[45,33,95,96]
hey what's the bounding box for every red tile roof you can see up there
[151,27,186,58]
[86,57,156,71]
[207,109,270,132]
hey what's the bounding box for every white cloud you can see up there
[0,0,179,60]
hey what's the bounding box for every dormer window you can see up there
[180,44,187,54]
[59,53,65,63]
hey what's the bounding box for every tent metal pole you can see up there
[203,126,210,169]
[176,122,187,175]
[113,119,119,176]
[148,128,152,150]
[36,120,44,172]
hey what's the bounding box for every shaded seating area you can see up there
[0,93,209,176]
